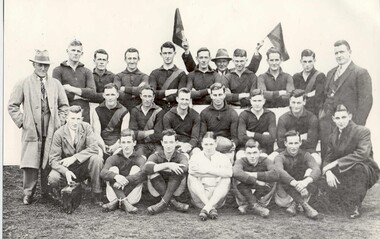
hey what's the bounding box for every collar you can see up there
[136,102,161,112]
[33,72,48,82]
[338,60,352,73]
[245,107,270,115]
[339,120,354,134]
[209,101,229,111]
[122,68,143,75]
[265,67,284,77]
[117,149,137,159]
[229,68,252,75]
[63,122,85,139]
[159,65,178,71]
[156,150,179,161]
[98,101,124,109]
[60,60,85,68]
[93,68,112,76]
[168,106,191,116]
[195,65,214,73]
[283,148,303,158]
[286,108,308,118]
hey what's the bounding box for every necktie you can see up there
[334,66,342,81]
[40,78,46,98]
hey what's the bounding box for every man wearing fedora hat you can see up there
[53,39,96,123]
[8,50,69,205]
[181,39,263,75]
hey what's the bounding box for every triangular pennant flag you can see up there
[267,23,290,61]
[172,8,186,49]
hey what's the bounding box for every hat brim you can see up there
[211,57,232,62]
[29,59,51,64]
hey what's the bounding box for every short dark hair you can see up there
[245,139,260,150]
[68,105,82,114]
[139,84,155,95]
[202,131,216,141]
[197,47,210,57]
[120,129,135,141]
[284,130,300,141]
[124,47,140,60]
[334,104,351,114]
[290,89,306,100]
[104,83,119,91]
[266,47,282,59]
[209,82,225,93]
[161,41,176,52]
[94,49,109,60]
[233,49,247,57]
[68,39,82,48]
[162,128,177,140]
[334,40,351,51]
[250,89,264,98]
[300,49,315,59]
[177,87,191,97]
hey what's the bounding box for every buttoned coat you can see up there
[8,73,68,169]
[324,62,372,125]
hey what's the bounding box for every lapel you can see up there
[75,124,86,152]
[62,124,76,154]
[326,62,354,94]
[45,75,55,110]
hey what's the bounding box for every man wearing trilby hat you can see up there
[8,50,69,205]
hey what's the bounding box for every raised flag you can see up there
[172,8,186,49]
[267,23,290,61]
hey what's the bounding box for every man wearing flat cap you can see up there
[8,50,69,205]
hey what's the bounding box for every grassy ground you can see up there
[3,166,380,239]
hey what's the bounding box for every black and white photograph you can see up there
[2,0,380,238]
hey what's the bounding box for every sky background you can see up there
[3,0,380,165]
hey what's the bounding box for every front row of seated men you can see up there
[46,103,379,220]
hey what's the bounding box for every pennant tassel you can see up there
[267,23,290,61]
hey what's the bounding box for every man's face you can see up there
[284,135,301,156]
[245,147,261,165]
[332,111,352,130]
[160,47,176,65]
[215,59,229,72]
[334,44,351,65]
[161,135,177,154]
[289,95,305,114]
[233,56,247,72]
[125,52,139,71]
[202,138,217,156]
[267,53,282,71]
[140,89,154,108]
[67,45,83,62]
[120,136,136,156]
[103,87,119,107]
[94,53,108,71]
[176,92,191,110]
[250,94,265,112]
[66,111,83,131]
[300,56,315,73]
[196,51,211,70]
[33,63,50,77]
[210,88,225,108]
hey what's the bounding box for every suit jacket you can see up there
[49,122,98,175]
[8,73,68,169]
[324,121,379,188]
[324,61,372,125]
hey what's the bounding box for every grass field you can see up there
[3,166,380,239]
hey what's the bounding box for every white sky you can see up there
[3,0,380,165]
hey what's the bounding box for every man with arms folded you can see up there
[163,88,200,155]
[53,39,96,123]
[320,104,379,219]
[48,106,103,205]
[292,49,326,117]
[129,85,165,158]
[149,41,187,111]
[188,132,233,221]
[274,130,321,219]
[114,48,149,112]
[100,129,146,214]
[91,49,115,103]
[92,83,129,160]
[233,139,279,217]
[258,47,294,108]
[143,129,189,214]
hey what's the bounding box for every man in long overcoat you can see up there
[8,50,69,204]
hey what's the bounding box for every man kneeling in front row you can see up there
[143,129,189,214]
[48,105,103,206]
[100,129,146,213]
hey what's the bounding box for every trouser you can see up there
[319,114,334,159]
[48,155,103,193]
[236,181,276,207]
[147,171,187,203]
[106,166,143,205]
[280,182,317,205]
[135,143,163,159]
[319,165,368,211]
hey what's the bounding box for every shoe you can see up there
[102,199,119,212]
[170,199,189,212]
[92,193,104,207]
[61,183,82,214]
[302,202,319,219]
[147,200,167,215]
[199,209,208,221]
[208,208,218,220]
[120,198,138,213]
[23,195,33,205]
[286,201,297,216]
[297,203,304,212]
[252,203,270,218]
[238,205,248,214]
[348,206,361,219]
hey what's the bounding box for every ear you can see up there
[348,113,352,120]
